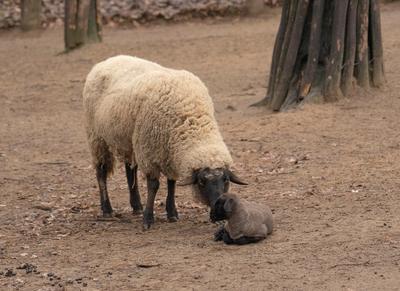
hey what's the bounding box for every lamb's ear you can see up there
[226,169,248,185]
[223,197,235,213]
[177,171,198,186]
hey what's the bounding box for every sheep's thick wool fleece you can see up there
[83,55,232,180]
[226,199,274,240]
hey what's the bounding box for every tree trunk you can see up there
[64,0,101,51]
[21,0,41,31]
[87,0,102,43]
[253,0,385,111]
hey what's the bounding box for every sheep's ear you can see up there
[177,172,198,186]
[223,197,235,213]
[226,169,248,185]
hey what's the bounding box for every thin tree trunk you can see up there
[64,0,101,51]
[87,0,102,43]
[341,0,359,95]
[271,0,310,111]
[21,0,41,31]
[251,0,291,107]
[369,0,385,87]
[65,0,79,50]
[356,0,370,88]
[299,0,325,99]
[324,0,349,101]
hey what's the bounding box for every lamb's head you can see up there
[179,168,247,208]
[209,193,239,222]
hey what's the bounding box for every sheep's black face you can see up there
[194,168,228,207]
[210,196,229,222]
[190,167,247,208]
[179,167,247,208]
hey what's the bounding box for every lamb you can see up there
[82,55,247,229]
[210,193,273,245]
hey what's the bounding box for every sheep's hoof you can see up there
[96,212,121,222]
[143,223,152,230]
[103,212,113,218]
[167,208,179,222]
[132,208,143,215]
[143,209,154,230]
[167,216,178,223]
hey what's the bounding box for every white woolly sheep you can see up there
[211,193,274,245]
[82,55,247,229]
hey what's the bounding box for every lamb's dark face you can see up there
[181,167,247,208]
[209,196,229,222]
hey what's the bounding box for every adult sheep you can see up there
[83,55,247,229]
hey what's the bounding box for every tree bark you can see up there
[299,0,325,99]
[270,0,310,111]
[369,0,385,87]
[87,0,102,43]
[341,0,359,95]
[255,0,385,111]
[356,0,370,88]
[21,0,41,31]
[64,0,101,51]
[324,0,349,101]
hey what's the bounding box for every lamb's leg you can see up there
[125,163,143,214]
[96,164,113,217]
[166,179,179,222]
[143,176,159,230]
[221,231,235,244]
[223,233,264,245]
[214,225,227,241]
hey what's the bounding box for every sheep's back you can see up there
[131,70,222,179]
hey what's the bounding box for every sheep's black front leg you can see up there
[143,176,159,230]
[166,179,178,222]
[96,164,113,217]
[125,163,143,214]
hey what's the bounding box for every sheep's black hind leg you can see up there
[125,163,143,214]
[143,176,159,230]
[96,164,113,217]
[166,179,178,222]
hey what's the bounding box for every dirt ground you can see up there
[1,3,400,291]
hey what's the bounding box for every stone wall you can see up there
[0,0,250,29]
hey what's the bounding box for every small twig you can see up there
[3,177,24,182]
[34,161,70,165]
[328,260,372,269]
[136,263,161,269]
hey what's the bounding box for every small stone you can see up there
[5,269,16,277]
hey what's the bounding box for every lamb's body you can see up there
[83,55,240,229]
[225,199,274,240]
[83,55,232,180]
[212,193,273,245]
